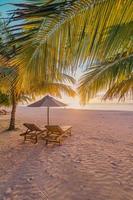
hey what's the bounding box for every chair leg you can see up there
[34,135,38,144]
[58,139,62,146]
[24,135,26,142]
[67,130,71,136]
[46,139,48,145]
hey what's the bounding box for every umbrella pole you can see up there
[47,107,50,125]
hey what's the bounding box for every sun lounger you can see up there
[20,123,46,143]
[0,109,9,115]
[0,110,4,115]
[45,125,72,145]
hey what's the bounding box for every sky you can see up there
[0,0,23,15]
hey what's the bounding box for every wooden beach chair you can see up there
[0,109,9,115]
[0,110,4,115]
[20,123,46,143]
[45,125,72,145]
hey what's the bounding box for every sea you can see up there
[69,103,133,111]
[19,103,133,112]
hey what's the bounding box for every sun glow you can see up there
[63,95,81,108]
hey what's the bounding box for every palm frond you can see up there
[0,91,10,106]
[0,18,76,101]
[9,0,133,81]
[78,53,133,103]
[1,0,133,104]
[103,73,133,101]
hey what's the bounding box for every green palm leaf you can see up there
[1,0,133,105]
[79,53,133,103]
[8,0,133,81]
[103,73,133,101]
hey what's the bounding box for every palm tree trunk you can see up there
[8,90,17,131]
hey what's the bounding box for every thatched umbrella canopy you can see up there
[28,95,67,125]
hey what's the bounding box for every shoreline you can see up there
[18,103,133,112]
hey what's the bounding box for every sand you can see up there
[0,107,133,200]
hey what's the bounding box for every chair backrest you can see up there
[45,125,62,133]
[23,123,41,131]
[2,109,6,113]
[0,110,6,115]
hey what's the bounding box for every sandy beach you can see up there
[0,107,133,200]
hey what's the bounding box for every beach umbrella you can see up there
[28,95,67,125]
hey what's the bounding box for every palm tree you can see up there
[0,54,76,130]
[0,61,76,131]
[0,19,76,130]
[7,0,133,103]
